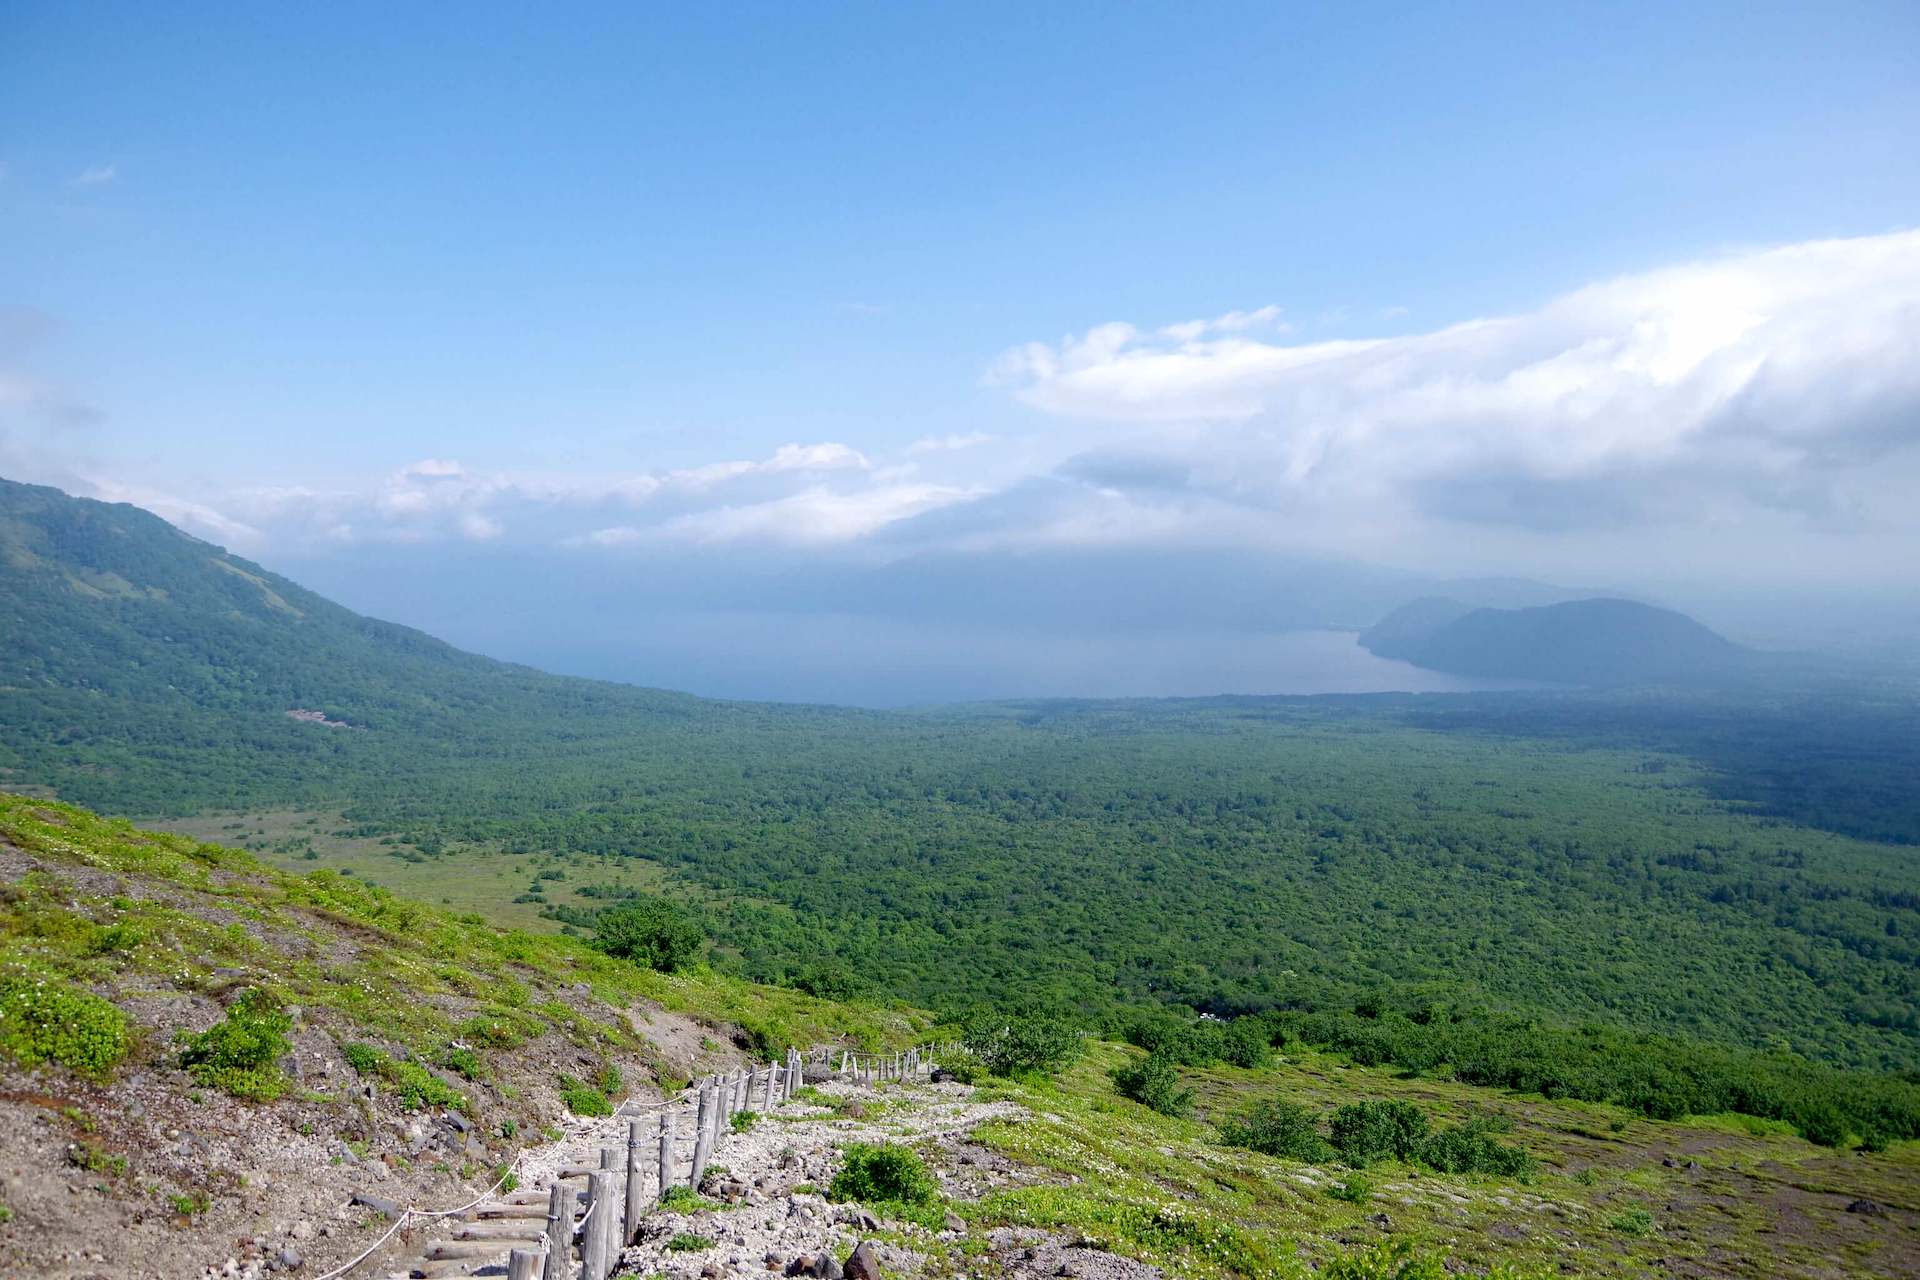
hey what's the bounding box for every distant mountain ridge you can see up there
[1361,596,1751,687]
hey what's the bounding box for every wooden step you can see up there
[428,1241,520,1261]
[403,1262,496,1279]
[452,1224,550,1242]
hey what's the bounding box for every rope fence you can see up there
[340,1044,939,1280]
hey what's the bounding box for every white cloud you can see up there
[990,230,1920,542]
[662,482,977,545]
[907,432,995,454]
[458,511,503,541]
[86,479,261,545]
[668,441,870,489]
[1157,305,1286,343]
[22,232,1920,595]
[575,525,646,547]
[74,165,116,187]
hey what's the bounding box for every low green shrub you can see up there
[176,988,292,1101]
[558,1073,612,1116]
[591,899,705,973]
[86,922,144,956]
[665,1233,714,1252]
[340,1042,469,1112]
[791,962,861,1001]
[1329,1100,1429,1167]
[0,973,130,1077]
[934,1048,982,1084]
[169,1191,211,1216]
[1417,1119,1536,1179]
[440,1045,483,1080]
[458,1006,543,1049]
[1217,1097,1333,1162]
[658,1185,715,1211]
[730,1109,759,1134]
[959,1005,1083,1077]
[1110,1052,1194,1118]
[1328,1173,1373,1203]
[1609,1206,1656,1237]
[828,1143,939,1206]
[67,1142,128,1177]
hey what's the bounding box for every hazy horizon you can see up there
[5,3,1918,701]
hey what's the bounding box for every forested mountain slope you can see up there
[3,477,1918,1076]
[7,797,1914,1279]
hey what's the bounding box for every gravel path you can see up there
[612,1078,1022,1280]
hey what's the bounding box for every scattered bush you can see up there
[1120,1011,1282,1069]
[67,1142,128,1177]
[959,1005,1083,1078]
[341,1042,382,1074]
[1218,1098,1333,1163]
[0,973,130,1078]
[590,899,705,973]
[1609,1206,1657,1237]
[1330,1100,1429,1167]
[1328,1173,1373,1203]
[665,1233,714,1252]
[169,1191,211,1216]
[341,1042,469,1112]
[1275,1007,1920,1148]
[1219,1019,1273,1069]
[792,962,862,1001]
[440,1044,483,1080]
[730,1109,759,1134]
[86,922,144,956]
[558,1073,612,1116]
[1316,1239,1553,1280]
[658,1185,714,1211]
[934,1047,982,1084]
[828,1143,939,1206]
[1417,1119,1537,1179]
[176,988,292,1101]
[1110,1052,1194,1118]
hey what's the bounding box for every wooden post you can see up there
[717,1071,732,1135]
[599,1147,621,1263]
[624,1118,645,1244]
[582,1170,613,1280]
[541,1182,569,1280]
[690,1085,714,1189]
[759,1064,774,1112]
[657,1108,676,1198]
[508,1248,541,1280]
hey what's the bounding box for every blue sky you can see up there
[4,2,1919,698]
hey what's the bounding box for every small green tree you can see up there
[1220,1019,1272,1069]
[591,898,705,972]
[1416,1118,1536,1178]
[792,962,862,1001]
[1111,1051,1195,1118]
[828,1143,939,1206]
[1218,1097,1333,1162]
[959,1004,1083,1077]
[1329,1100,1429,1166]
